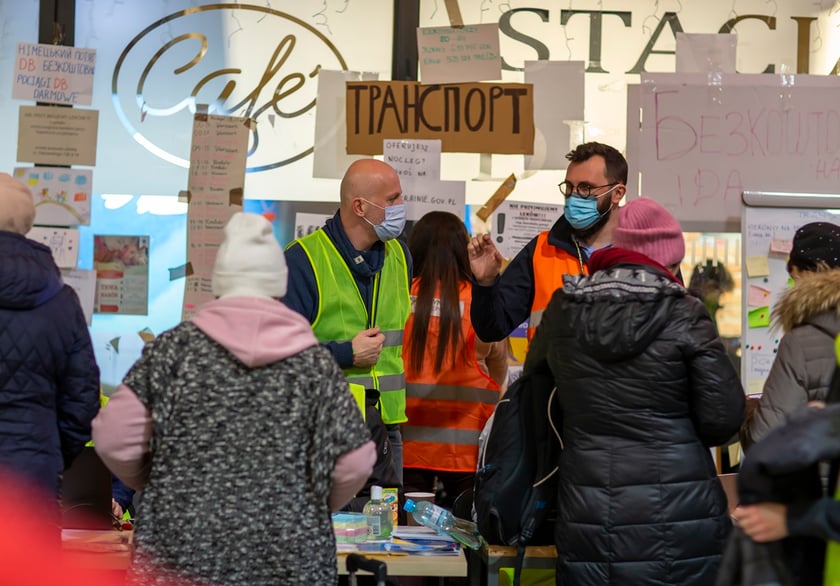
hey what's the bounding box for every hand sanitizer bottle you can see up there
[363,485,393,539]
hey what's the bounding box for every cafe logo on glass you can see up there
[112,5,347,171]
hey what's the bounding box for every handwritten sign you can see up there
[183,113,249,319]
[383,139,441,185]
[638,73,840,227]
[27,226,79,269]
[17,105,98,166]
[14,166,92,226]
[346,81,534,155]
[417,24,501,85]
[13,43,96,106]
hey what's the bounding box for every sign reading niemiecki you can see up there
[13,43,96,106]
[345,81,534,155]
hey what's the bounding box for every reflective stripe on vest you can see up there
[402,426,481,446]
[402,281,500,473]
[527,230,588,339]
[406,382,499,405]
[295,229,410,424]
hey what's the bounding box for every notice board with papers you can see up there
[740,194,840,395]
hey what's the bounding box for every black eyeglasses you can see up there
[558,181,619,199]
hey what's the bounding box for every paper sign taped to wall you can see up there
[13,43,96,106]
[27,226,79,268]
[17,105,98,166]
[61,269,95,325]
[416,24,501,85]
[14,166,92,226]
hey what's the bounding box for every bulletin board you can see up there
[740,199,840,395]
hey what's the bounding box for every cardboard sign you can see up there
[346,81,534,155]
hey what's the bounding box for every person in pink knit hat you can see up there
[611,196,686,277]
[523,197,745,586]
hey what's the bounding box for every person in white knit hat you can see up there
[0,172,100,531]
[93,212,375,585]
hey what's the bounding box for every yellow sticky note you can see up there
[745,256,770,277]
[747,380,765,395]
[748,306,771,328]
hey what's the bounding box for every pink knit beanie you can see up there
[612,198,685,267]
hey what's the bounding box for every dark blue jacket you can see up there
[0,231,100,497]
[284,211,411,368]
[471,214,588,342]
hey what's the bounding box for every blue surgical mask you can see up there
[565,196,603,230]
[362,199,406,241]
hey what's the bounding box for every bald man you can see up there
[284,159,412,483]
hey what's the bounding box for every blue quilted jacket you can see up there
[0,231,100,496]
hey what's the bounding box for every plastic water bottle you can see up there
[403,499,483,549]
[363,485,393,539]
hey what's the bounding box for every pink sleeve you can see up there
[328,440,376,511]
[91,384,153,492]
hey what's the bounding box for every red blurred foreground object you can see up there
[0,473,126,586]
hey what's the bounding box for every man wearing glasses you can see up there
[468,142,627,342]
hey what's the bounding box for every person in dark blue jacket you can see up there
[0,173,100,518]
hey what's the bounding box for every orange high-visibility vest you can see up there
[402,281,501,473]
[527,230,588,340]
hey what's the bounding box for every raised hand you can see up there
[468,234,504,286]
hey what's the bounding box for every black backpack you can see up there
[473,370,563,585]
[344,388,402,513]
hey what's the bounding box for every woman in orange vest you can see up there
[402,211,507,507]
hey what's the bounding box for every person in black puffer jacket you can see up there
[0,173,100,520]
[524,198,745,586]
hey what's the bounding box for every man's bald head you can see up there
[339,159,400,209]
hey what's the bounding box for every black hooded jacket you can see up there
[524,264,745,585]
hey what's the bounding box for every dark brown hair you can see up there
[566,142,628,185]
[406,211,471,373]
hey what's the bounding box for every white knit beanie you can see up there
[0,173,36,235]
[212,212,287,299]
